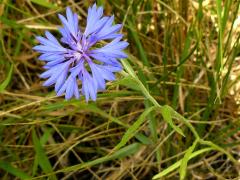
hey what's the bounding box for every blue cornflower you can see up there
[33,4,128,101]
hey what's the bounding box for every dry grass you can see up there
[0,0,240,179]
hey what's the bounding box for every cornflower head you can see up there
[33,4,128,101]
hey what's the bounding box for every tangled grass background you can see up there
[0,0,240,179]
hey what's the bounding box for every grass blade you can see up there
[152,147,212,179]
[30,0,57,9]
[114,106,156,150]
[161,105,185,137]
[32,129,57,180]
[179,139,198,180]
[128,20,149,67]
[0,160,31,180]
[0,64,13,93]
[54,143,141,175]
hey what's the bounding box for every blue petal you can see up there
[89,62,106,90]
[43,72,59,86]
[65,76,75,100]
[73,78,80,99]
[40,67,57,78]
[59,27,71,44]
[89,62,115,81]
[45,31,61,45]
[69,60,84,77]
[66,7,74,30]
[33,45,66,53]
[82,70,97,101]
[96,65,115,81]
[56,81,67,97]
[58,8,79,39]
[44,59,64,67]
[82,73,89,102]
[94,15,122,40]
[90,38,128,58]
[90,54,123,68]
[104,64,122,72]
[35,31,66,54]
[84,4,105,36]
[38,53,65,62]
[40,61,70,86]
[56,75,77,99]
[55,67,68,92]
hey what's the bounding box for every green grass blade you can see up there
[0,160,31,180]
[111,75,141,91]
[30,0,57,9]
[122,60,189,137]
[161,105,185,137]
[215,0,223,73]
[0,16,23,28]
[127,21,150,67]
[114,106,156,150]
[60,143,142,173]
[0,64,13,93]
[32,129,57,180]
[172,30,193,108]
[200,140,237,163]
[179,140,198,180]
[152,147,213,179]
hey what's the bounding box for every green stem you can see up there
[121,60,200,139]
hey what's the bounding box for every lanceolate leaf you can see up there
[179,140,198,180]
[114,106,156,150]
[161,105,185,137]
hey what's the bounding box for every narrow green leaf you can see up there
[34,143,141,179]
[177,43,197,68]
[111,76,141,91]
[75,103,126,127]
[215,0,223,72]
[152,147,213,179]
[200,140,237,163]
[32,156,38,177]
[40,128,53,145]
[0,160,31,180]
[30,0,56,9]
[121,59,137,78]
[121,59,159,107]
[0,16,23,28]
[111,142,142,159]
[61,143,142,173]
[115,106,156,150]
[135,133,153,145]
[161,105,185,137]
[172,30,193,108]
[179,140,198,180]
[0,64,13,92]
[96,0,105,6]
[122,61,188,138]
[128,21,150,67]
[32,129,57,180]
